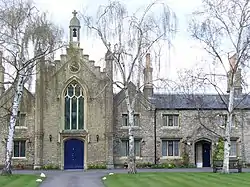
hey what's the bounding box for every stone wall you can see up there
[113,90,154,166]
[156,109,245,165]
[0,87,35,168]
[36,48,112,169]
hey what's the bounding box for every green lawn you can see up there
[0,174,41,187]
[103,172,250,187]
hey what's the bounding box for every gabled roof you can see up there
[114,82,152,109]
[150,93,250,110]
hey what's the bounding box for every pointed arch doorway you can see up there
[64,139,84,169]
[195,139,211,167]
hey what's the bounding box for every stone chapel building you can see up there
[1,11,250,170]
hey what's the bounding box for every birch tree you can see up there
[189,0,250,173]
[83,0,176,173]
[0,0,63,175]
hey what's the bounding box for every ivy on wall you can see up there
[213,137,224,160]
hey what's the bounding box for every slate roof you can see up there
[150,94,250,110]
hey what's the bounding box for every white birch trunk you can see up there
[222,84,234,174]
[1,72,25,175]
[124,86,137,174]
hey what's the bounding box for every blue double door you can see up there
[64,139,84,169]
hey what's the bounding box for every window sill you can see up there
[229,156,237,158]
[15,126,28,130]
[12,157,27,160]
[160,126,180,130]
[161,156,181,159]
[119,156,143,160]
[120,126,141,130]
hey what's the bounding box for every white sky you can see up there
[32,0,234,93]
[34,0,206,71]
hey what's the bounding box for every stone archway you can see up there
[195,139,212,167]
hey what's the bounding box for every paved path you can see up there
[13,168,250,187]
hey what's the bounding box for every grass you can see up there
[0,174,41,187]
[103,172,250,187]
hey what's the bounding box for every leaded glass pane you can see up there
[65,97,70,129]
[78,97,84,129]
[168,141,173,156]
[134,115,139,126]
[162,141,167,156]
[174,141,179,156]
[173,115,178,126]
[68,85,74,97]
[135,140,140,156]
[19,114,26,126]
[168,116,173,126]
[122,114,128,126]
[121,140,128,156]
[230,141,237,156]
[71,97,77,129]
[75,85,81,96]
[20,141,25,157]
[14,141,19,157]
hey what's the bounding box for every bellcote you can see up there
[69,10,81,48]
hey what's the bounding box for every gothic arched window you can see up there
[64,81,84,130]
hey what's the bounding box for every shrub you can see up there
[41,164,60,170]
[213,137,224,160]
[136,162,152,168]
[88,164,107,169]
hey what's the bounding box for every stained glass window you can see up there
[64,81,84,130]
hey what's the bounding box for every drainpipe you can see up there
[154,108,157,164]
[240,109,245,165]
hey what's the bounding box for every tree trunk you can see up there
[1,73,25,175]
[222,86,234,174]
[124,87,137,174]
[128,127,136,174]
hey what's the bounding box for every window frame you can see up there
[161,139,180,157]
[120,139,141,157]
[16,112,26,127]
[162,114,179,127]
[122,114,140,127]
[13,140,26,158]
[218,114,236,127]
[230,140,237,157]
[64,81,84,130]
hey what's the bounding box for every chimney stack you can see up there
[143,53,153,99]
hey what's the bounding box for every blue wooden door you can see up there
[202,143,211,167]
[64,139,84,169]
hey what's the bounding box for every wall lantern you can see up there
[96,135,99,142]
[27,138,32,146]
[49,134,52,142]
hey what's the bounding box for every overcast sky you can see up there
[34,0,208,75]
[29,0,236,94]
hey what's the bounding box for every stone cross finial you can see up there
[72,10,77,17]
